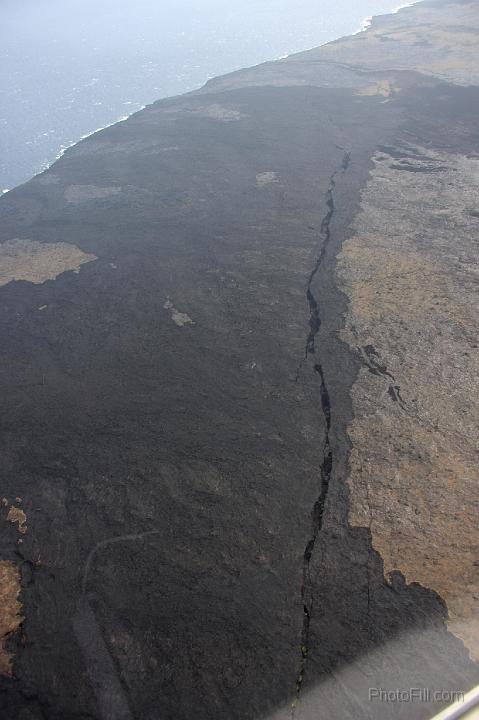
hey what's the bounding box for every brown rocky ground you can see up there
[0,238,97,287]
[0,561,23,677]
[337,145,479,660]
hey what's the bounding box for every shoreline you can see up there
[353,0,421,34]
[1,1,423,198]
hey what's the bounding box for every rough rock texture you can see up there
[338,145,479,661]
[0,498,27,678]
[0,238,97,286]
[0,2,477,719]
[0,561,23,677]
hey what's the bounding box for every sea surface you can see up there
[1,0,408,191]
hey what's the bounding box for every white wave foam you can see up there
[353,0,421,36]
[14,105,149,190]
[353,15,373,35]
[45,113,135,168]
[392,1,420,13]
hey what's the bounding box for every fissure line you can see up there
[293,152,350,712]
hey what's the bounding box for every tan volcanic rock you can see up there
[338,148,479,660]
[0,238,97,287]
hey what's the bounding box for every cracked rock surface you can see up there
[0,1,478,719]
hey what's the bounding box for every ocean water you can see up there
[1,0,406,191]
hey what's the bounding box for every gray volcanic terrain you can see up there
[0,2,478,719]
